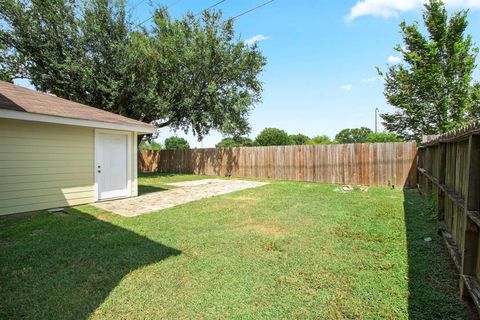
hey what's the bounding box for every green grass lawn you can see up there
[0,174,472,319]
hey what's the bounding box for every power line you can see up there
[128,0,147,15]
[167,0,183,9]
[134,0,182,28]
[194,0,227,16]
[230,0,275,20]
[134,0,275,29]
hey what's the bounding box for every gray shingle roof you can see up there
[0,81,155,131]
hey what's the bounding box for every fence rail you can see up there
[140,142,418,188]
[418,122,480,312]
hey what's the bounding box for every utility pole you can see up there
[375,108,379,133]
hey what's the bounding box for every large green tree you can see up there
[139,141,162,151]
[0,0,266,140]
[216,136,253,148]
[164,136,189,150]
[379,0,479,140]
[334,127,372,144]
[289,134,310,145]
[365,132,402,143]
[472,83,480,117]
[308,135,331,144]
[0,0,128,109]
[254,128,291,146]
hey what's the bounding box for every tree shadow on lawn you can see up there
[403,188,477,319]
[138,185,169,196]
[138,172,178,179]
[138,172,174,195]
[0,208,181,319]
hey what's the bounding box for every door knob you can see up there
[98,170,101,173]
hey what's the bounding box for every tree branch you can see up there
[155,118,175,128]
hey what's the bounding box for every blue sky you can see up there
[15,0,480,147]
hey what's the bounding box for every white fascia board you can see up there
[0,109,157,134]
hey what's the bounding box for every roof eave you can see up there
[0,109,157,134]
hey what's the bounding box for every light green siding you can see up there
[0,119,95,215]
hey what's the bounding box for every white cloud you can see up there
[244,34,269,46]
[347,0,480,21]
[387,55,402,63]
[340,84,353,92]
[362,77,377,83]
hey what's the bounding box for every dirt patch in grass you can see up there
[241,223,288,236]
[229,195,259,202]
[332,225,394,243]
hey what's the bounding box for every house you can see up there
[0,81,157,215]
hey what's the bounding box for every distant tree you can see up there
[334,127,373,144]
[254,128,291,146]
[216,136,253,148]
[164,137,190,150]
[308,135,331,144]
[139,141,162,151]
[150,141,162,150]
[379,0,479,140]
[0,1,266,140]
[366,132,402,143]
[139,142,148,150]
[289,134,310,145]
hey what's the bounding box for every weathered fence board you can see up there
[418,122,480,312]
[139,142,418,188]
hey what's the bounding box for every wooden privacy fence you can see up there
[418,122,480,311]
[140,142,418,187]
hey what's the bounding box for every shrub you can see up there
[216,137,254,148]
[254,128,291,146]
[366,132,402,143]
[308,135,331,144]
[139,141,162,151]
[164,136,190,150]
[334,127,372,144]
[289,134,310,145]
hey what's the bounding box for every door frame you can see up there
[94,129,132,201]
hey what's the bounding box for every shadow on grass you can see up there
[138,185,169,196]
[138,172,178,179]
[137,172,177,196]
[403,188,476,319]
[0,208,181,319]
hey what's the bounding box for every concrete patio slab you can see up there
[93,179,268,217]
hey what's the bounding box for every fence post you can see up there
[417,147,426,194]
[436,143,446,222]
[460,135,480,299]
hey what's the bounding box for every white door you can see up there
[96,132,129,200]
